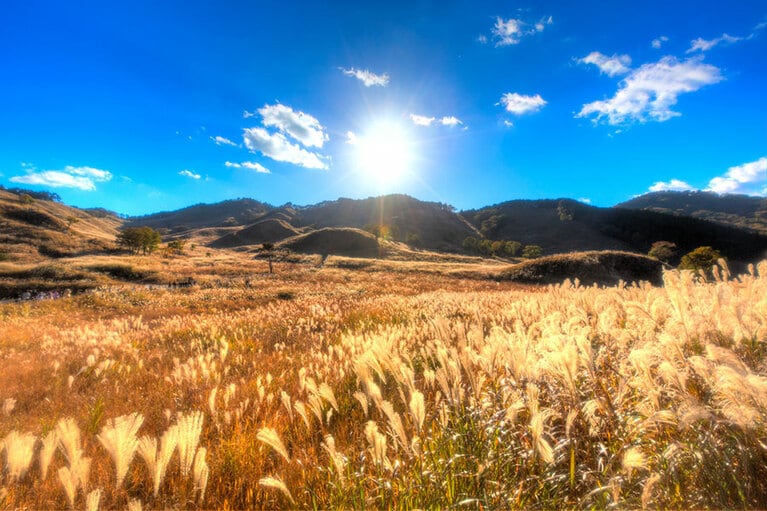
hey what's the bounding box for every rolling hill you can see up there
[617,191,767,234]
[0,187,121,261]
[462,198,767,267]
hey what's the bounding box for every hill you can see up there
[496,251,664,286]
[210,218,301,248]
[126,198,273,233]
[463,199,767,267]
[616,191,767,234]
[278,227,381,257]
[0,187,121,262]
[293,195,479,252]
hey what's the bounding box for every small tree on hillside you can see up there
[679,246,722,277]
[503,240,522,257]
[522,244,544,259]
[648,241,676,263]
[117,226,162,255]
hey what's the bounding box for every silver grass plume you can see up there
[176,411,204,477]
[97,412,144,487]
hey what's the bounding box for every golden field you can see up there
[1,252,766,509]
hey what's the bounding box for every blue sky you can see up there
[1,1,765,215]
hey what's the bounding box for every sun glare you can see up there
[350,121,414,186]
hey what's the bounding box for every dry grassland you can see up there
[0,255,766,509]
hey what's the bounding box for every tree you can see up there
[490,240,506,256]
[116,227,162,255]
[648,241,676,263]
[405,232,421,247]
[462,236,479,252]
[503,241,522,257]
[679,246,722,277]
[166,239,186,256]
[522,244,544,259]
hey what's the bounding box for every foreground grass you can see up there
[0,261,766,509]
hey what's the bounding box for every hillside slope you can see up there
[617,191,767,234]
[0,188,121,261]
[126,198,273,233]
[463,199,767,265]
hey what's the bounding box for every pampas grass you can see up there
[97,412,144,487]
[2,430,36,481]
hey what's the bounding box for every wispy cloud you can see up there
[10,165,112,191]
[243,128,327,170]
[258,104,328,148]
[409,114,465,127]
[440,116,463,127]
[577,56,722,125]
[211,135,237,147]
[499,92,547,115]
[490,15,552,46]
[706,157,766,195]
[649,179,695,192]
[578,51,631,76]
[179,169,201,179]
[409,114,436,126]
[687,33,742,53]
[340,67,390,87]
[225,161,271,174]
[651,36,669,49]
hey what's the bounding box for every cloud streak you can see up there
[490,15,552,46]
[577,56,722,125]
[578,51,631,76]
[706,157,767,195]
[179,169,201,179]
[499,92,547,115]
[10,165,112,191]
[340,68,389,87]
[648,157,767,196]
[225,161,271,174]
[409,114,464,127]
[243,128,327,170]
[259,104,328,148]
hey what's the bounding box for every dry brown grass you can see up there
[0,255,765,509]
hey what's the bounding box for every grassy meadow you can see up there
[1,252,766,509]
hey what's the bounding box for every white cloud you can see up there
[651,36,669,49]
[491,15,551,46]
[410,114,464,128]
[503,120,514,127]
[10,165,112,191]
[179,169,201,179]
[211,135,237,147]
[440,116,463,127]
[243,127,328,170]
[577,56,722,125]
[706,157,767,195]
[649,179,695,192]
[687,33,742,53]
[578,197,592,204]
[258,104,328,148]
[225,161,270,174]
[243,110,256,118]
[410,114,436,126]
[499,92,547,115]
[578,51,631,76]
[345,131,358,145]
[340,67,389,87]
[477,34,488,44]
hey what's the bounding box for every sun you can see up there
[349,120,415,186]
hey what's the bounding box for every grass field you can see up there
[1,254,766,509]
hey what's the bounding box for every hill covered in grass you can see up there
[0,187,121,262]
[617,191,767,234]
[463,198,767,267]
